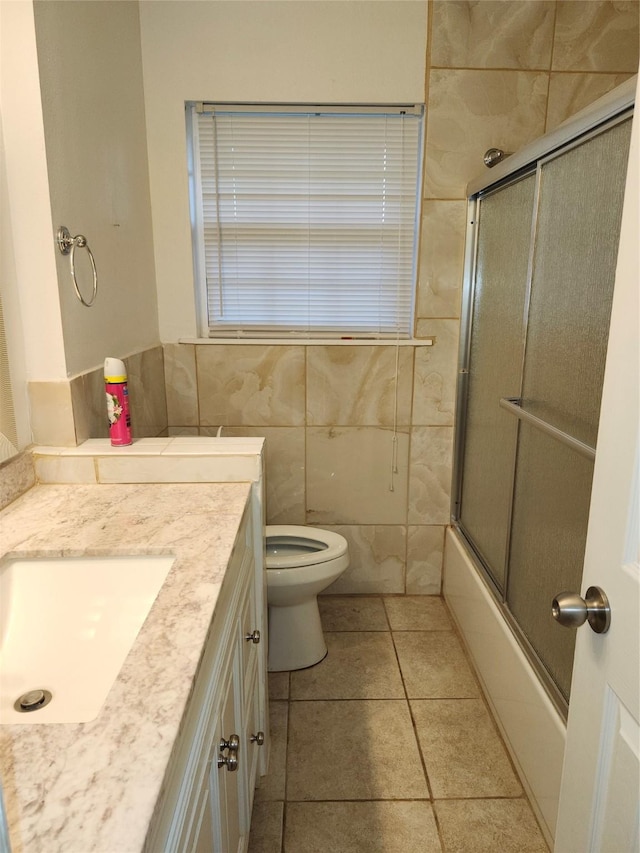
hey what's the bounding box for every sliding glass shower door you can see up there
[455,113,632,711]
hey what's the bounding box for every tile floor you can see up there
[248,595,550,853]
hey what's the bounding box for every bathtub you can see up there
[443,527,566,847]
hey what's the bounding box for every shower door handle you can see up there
[552,586,611,634]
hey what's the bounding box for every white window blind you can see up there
[189,105,423,337]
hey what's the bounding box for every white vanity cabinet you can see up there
[146,503,267,853]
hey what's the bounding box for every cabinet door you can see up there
[242,671,263,823]
[189,659,243,853]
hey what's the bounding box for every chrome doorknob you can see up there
[552,586,611,634]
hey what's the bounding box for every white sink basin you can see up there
[0,555,175,725]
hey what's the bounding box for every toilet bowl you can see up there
[265,525,349,672]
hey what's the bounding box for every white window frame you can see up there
[187,103,424,339]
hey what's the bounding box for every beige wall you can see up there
[163,1,638,594]
[33,0,160,377]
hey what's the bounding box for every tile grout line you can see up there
[258,595,548,851]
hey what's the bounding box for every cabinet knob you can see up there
[217,734,240,772]
[219,734,240,751]
[245,629,261,644]
[250,731,265,746]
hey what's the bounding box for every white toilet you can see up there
[265,525,349,672]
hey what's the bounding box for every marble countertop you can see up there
[0,481,252,853]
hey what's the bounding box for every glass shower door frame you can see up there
[451,108,634,720]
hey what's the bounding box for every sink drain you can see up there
[14,689,53,713]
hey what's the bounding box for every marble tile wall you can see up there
[29,345,168,446]
[163,0,638,596]
[164,342,447,594]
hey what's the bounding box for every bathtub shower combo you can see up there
[443,81,634,844]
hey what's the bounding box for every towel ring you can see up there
[56,226,98,307]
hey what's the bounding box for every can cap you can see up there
[104,357,127,383]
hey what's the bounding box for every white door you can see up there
[554,79,640,853]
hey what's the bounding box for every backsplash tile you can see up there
[75,365,110,440]
[28,381,77,446]
[163,343,199,426]
[125,346,168,438]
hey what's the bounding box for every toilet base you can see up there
[267,597,326,671]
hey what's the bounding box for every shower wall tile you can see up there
[306,345,414,427]
[552,0,640,72]
[125,346,168,437]
[431,0,555,70]
[423,69,548,199]
[321,525,406,596]
[210,426,305,525]
[306,426,409,525]
[412,323,459,426]
[408,427,454,525]
[164,343,198,426]
[545,71,634,131]
[416,201,467,319]
[196,345,305,427]
[406,525,445,595]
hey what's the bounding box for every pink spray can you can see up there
[104,357,132,446]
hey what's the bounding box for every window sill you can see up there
[177,337,434,347]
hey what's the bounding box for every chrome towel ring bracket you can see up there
[56,225,98,307]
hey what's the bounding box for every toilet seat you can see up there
[265,525,347,569]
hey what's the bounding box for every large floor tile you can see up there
[247,801,284,853]
[284,801,442,853]
[412,699,522,798]
[267,671,289,701]
[394,631,480,699]
[254,701,288,803]
[319,595,389,631]
[435,799,549,852]
[384,595,453,631]
[287,700,428,800]
[290,632,404,700]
